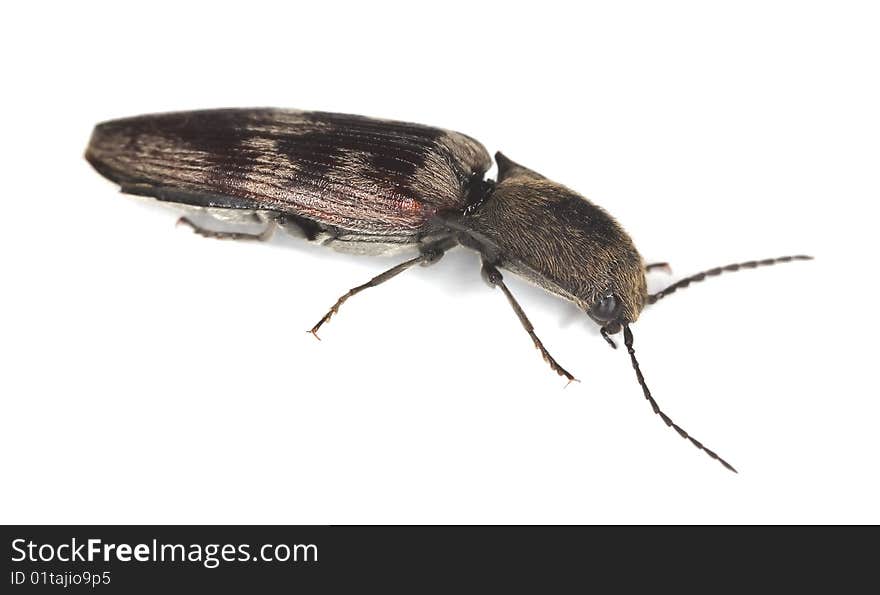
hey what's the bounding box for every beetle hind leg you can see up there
[309,240,453,339]
[481,261,577,384]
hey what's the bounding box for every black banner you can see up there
[1,525,872,591]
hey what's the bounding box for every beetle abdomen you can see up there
[86,109,492,238]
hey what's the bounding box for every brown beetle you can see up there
[86,108,811,471]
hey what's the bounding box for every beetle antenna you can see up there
[622,325,737,473]
[648,255,812,304]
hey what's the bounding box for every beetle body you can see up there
[86,109,646,325]
[86,108,810,472]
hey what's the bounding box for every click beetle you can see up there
[86,109,811,471]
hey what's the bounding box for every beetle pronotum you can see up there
[86,109,811,472]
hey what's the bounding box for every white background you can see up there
[2,1,878,524]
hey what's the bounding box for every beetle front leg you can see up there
[309,242,449,339]
[480,261,577,384]
[645,262,672,274]
[177,214,276,242]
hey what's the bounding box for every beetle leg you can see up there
[309,244,447,339]
[645,262,672,274]
[177,215,275,242]
[481,261,577,384]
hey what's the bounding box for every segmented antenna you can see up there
[622,325,737,473]
[648,255,812,304]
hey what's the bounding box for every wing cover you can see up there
[86,109,491,237]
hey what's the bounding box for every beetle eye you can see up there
[590,293,621,322]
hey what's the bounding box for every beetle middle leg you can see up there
[309,242,450,339]
[481,261,577,384]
